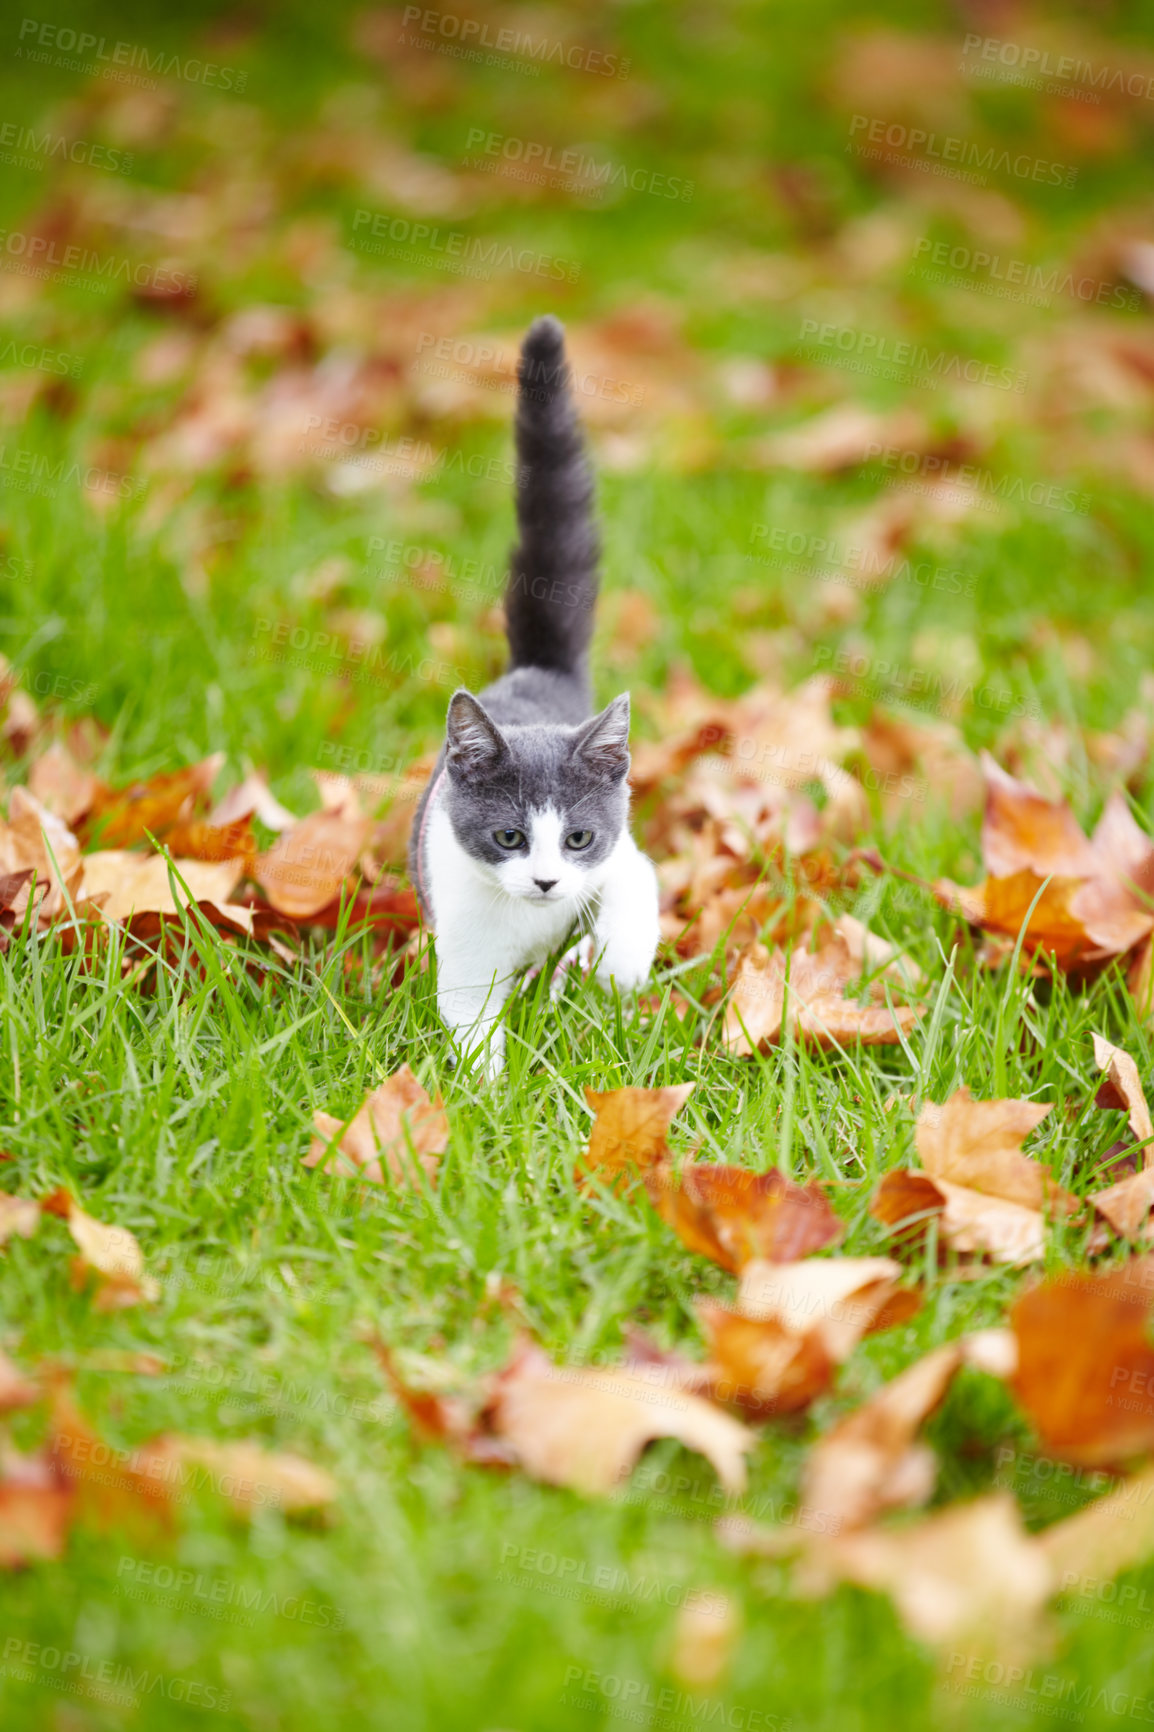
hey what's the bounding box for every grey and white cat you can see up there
[409,315,659,1077]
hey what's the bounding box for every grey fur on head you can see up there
[443,689,630,873]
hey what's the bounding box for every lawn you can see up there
[4,1,1154,1727]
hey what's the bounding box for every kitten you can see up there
[409,315,659,1078]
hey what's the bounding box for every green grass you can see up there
[4,0,1154,1727]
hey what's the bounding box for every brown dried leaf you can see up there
[801,1344,963,1532]
[0,787,83,921]
[723,940,917,1056]
[577,1083,694,1192]
[254,808,371,918]
[981,754,1100,879]
[644,1161,843,1271]
[485,1343,753,1497]
[81,754,223,849]
[1037,1461,1154,1588]
[870,1168,946,1240]
[211,771,297,833]
[27,742,101,826]
[735,1256,919,1359]
[163,815,258,869]
[669,1595,742,1693]
[0,1193,40,1246]
[1092,1033,1154,1154]
[134,1436,337,1515]
[303,1064,446,1188]
[873,1165,1049,1266]
[697,1299,837,1419]
[42,1188,160,1309]
[1012,1261,1154,1464]
[938,761,1154,970]
[915,1088,1074,1212]
[1091,1167,1154,1242]
[796,1493,1054,1661]
[930,1178,1048,1266]
[79,851,245,921]
[48,1392,172,1534]
[933,870,1103,970]
[0,1448,73,1566]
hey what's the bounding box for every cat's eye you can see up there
[565,829,594,850]
[493,828,526,849]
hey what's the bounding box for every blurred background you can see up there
[7,7,1154,1729]
[3,0,1154,827]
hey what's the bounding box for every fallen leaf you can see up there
[577,1083,694,1192]
[303,1064,447,1187]
[1011,1261,1154,1464]
[0,1194,40,1246]
[210,771,297,832]
[870,1168,947,1242]
[644,1162,843,1271]
[798,1493,1053,1660]
[0,787,83,920]
[41,1188,160,1309]
[723,939,917,1055]
[484,1343,753,1497]
[1090,1168,1154,1242]
[933,760,1154,972]
[1037,1460,1154,1588]
[47,1392,172,1534]
[81,755,223,849]
[254,808,371,918]
[981,754,1100,879]
[801,1344,964,1532]
[297,874,420,941]
[668,1594,742,1693]
[833,913,924,990]
[915,1088,1074,1213]
[735,1256,920,1357]
[697,1299,837,1419]
[163,814,258,868]
[27,742,101,826]
[79,851,244,921]
[872,1168,1048,1266]
[0,1447,73,1566]
[134,1436,337,1515]
[1092,1032,1154,1152]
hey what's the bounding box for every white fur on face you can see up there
[490,805,591,903]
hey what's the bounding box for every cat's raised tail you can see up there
[504,315,600,682]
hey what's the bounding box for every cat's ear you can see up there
[573,694,630,779]
[445,690,510,779]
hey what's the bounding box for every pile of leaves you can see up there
[0,717,420,983]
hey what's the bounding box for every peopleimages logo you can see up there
[0,339,83,378]
[16,19,247,91]
[912,238,1140,311]
[961,34,1154,103]
[848,115,1078,188]
[0,122,134,175]
[0,228,196,297]
[463,128,695,201]
[799,319,1027,393]
[398,6,630,78]
[350,209,580,283]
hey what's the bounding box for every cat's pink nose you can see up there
[534,878,557,893]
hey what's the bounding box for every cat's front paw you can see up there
[593,937,656,995]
